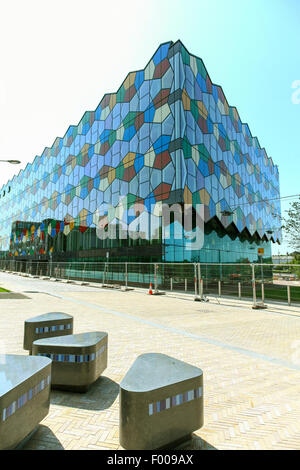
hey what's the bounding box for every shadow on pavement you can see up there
[180,434,217,450]
[50,376,119,411]
[22,425,64,450]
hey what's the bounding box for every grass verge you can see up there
[0,287,10,292]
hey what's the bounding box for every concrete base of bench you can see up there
[14,426,39,449]
[0,354,51,450]
[24,312,73,354]
[32,332,108,392]
[120,353,203,450]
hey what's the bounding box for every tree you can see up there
[283,197,300,251]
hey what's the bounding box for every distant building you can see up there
[272,255,294,264]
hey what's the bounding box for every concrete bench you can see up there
[32,331,108,392]
[120,353,203,450]
[0,354,51,450]
[23,312,73,354]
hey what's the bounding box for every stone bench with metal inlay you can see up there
[32,332,108,392]
[120,353,204,450]
[0,354,51,450]
[23,312,73,354]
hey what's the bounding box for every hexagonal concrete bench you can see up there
[120,353,204,450]
[32,332,108,392]
[0,354,51,450]
[24,312,74,354]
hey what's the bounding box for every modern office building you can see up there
[0,40,281,263]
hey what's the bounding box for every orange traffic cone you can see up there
[148,282,153,295]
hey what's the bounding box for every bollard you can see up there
[287,285,291,306]
[252,274,257,307]
[251,264,267,309]
[81,262,88,285]
[238,282,242,300]
[154,264,158,292]
[185,278,187,292]
[261,283,265,303]
[218,280,222,297]
[198,264,203,300]
[148,265,165,296]
[170,278,173,291]
[122,262,133,292]
[194,264,200,301]
[200,278,203,299]
[251,264,256,306]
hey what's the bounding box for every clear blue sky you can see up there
[0,0,299,254]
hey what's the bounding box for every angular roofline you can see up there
[173,39,277,171]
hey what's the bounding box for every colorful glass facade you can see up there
[0,41,281,263]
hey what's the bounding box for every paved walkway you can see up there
[1,272,300,450]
